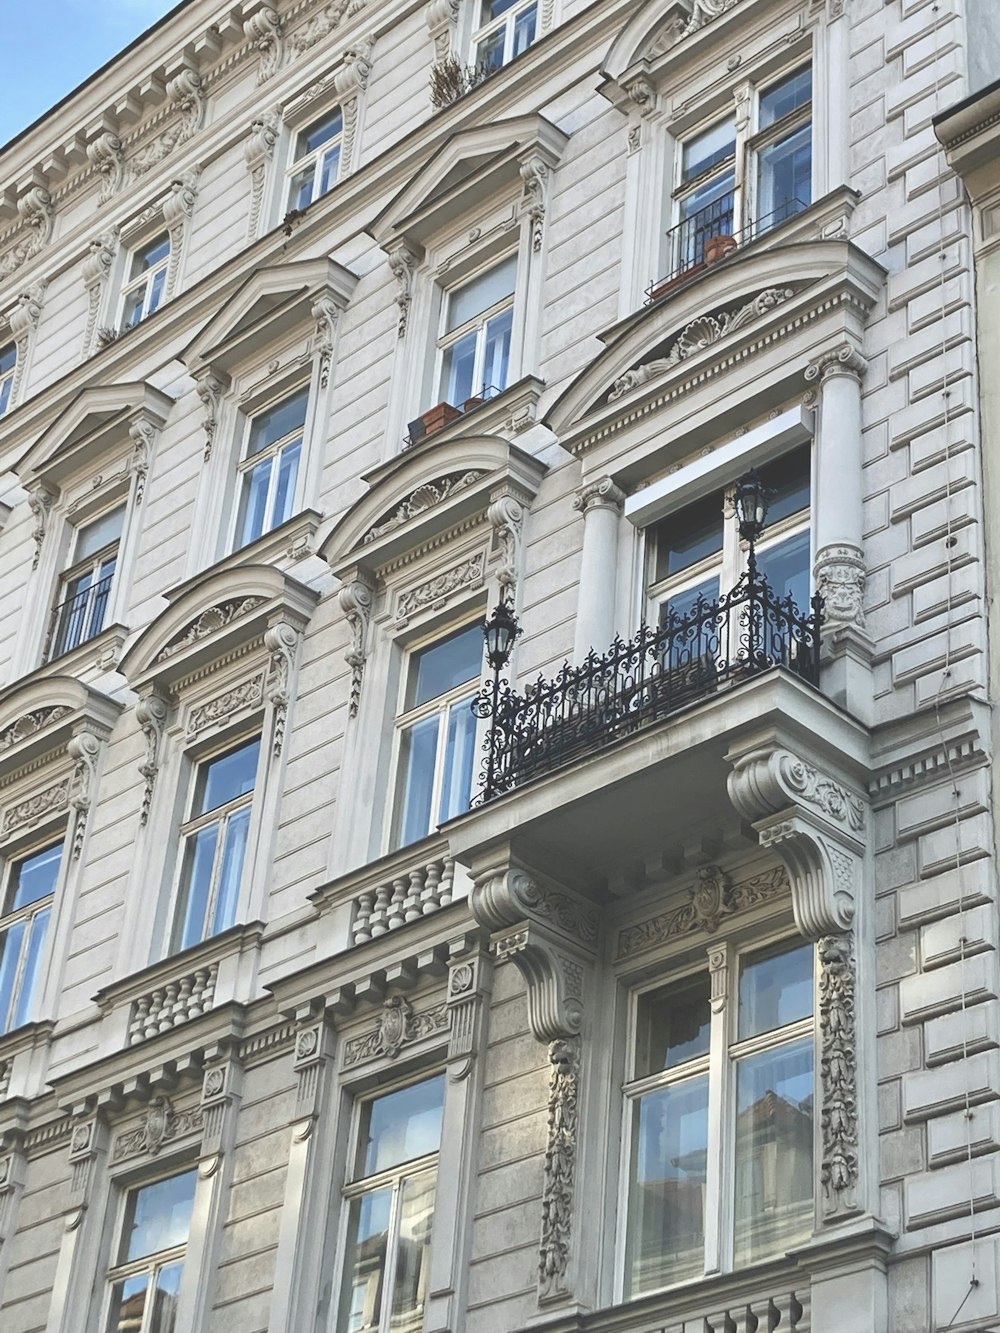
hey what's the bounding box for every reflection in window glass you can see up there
[0,842,63,1034]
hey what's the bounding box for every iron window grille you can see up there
[45,504,125,663]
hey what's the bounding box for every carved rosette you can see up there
[339,574,375,717]
[471,862,599,1042]
[818,931,860,1220]
[814,543,866,630]
[538,1036,580,1301]
[727,745,865,940]
[244,111,281,240]
[136,691,170,826]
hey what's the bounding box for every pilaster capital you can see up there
[573,475,626,516]
[804,342,868,385]
[726,743,866,939]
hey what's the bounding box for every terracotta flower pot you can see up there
[704,233,738,265]
[419,400,463,436]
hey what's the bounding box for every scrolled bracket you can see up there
[727,744,865,940]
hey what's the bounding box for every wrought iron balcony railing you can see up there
[45,571,115,663]
[646,196,810,304]
[475,574,823,803]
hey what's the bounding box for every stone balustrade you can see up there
[658,1289,810,1333]
[352,856,455,944]
[127,962,218,1044]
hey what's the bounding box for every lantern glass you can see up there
[483,601,519,669]
[734,471,771,543]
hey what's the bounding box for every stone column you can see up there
[572,477,626,662]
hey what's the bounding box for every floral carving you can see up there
[68,729,102,860]
[689,865,733,934]
[196,373,226,461]
[156,597,267,662]
[82,230,119,353]
[519,156,548,252]
[343,996,450,1067]
[129,418,155,505]
[245,6,284,82]
[0,707,72,752]
[131,69,205,177]
[244,111,281,241]
[112,1097,204,1163]
[396,552,484,624]
[8,281,46,407]
[685,0,743,32]
[362,472,487,545]
[539,1036,579,1300]
[265,621,299,757]
[136,692,169,826]
[187,673,265,737]
[0,778,70,838]
[616,866,787,960]
[339,576,375,718]
[28,484,56,570]
[0,187,54,280]
[819,932,859,1218]
[292,0,353,52]
[312,294,340,390]
[608,289,795,401]
[88,130,125,201]
[778,755,865,831]
[488,495,524,592]
[388,244,420,338]
[162,169,200,300]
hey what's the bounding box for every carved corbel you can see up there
[200,1051,242,1170]
[311,293,340,390]
[66,1109,107,1228]
[244,6,284,83]
[471,863,599,1042]
[87,129,125,201]
[7,279,46,407]
[0,186,53,282]
[136,690,170,826]
[244,110,281,240]
[425,0,459,60]
[28,482,57,570]
[162,169,201,299]
[488,492,525,593]
[446,950,492,1081]
[68,729,104,860]
[334,41,373,174]
[82,230,118,353]
[388,243,422,339]
[265,619,301,758]
[128,416,156,505]
[339,571,376,718]
[518,154,549,253]
[726,744,865,939]
[291,1018,335,1136]
[623,74,658,119]
[195,371,228,461]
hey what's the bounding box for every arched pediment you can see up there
[182,257,358,376]
[602,0,693,83]
[320,434,546,576]
[369,114,568,250]
[16,381,173,490]
[0,675,121,775]
[120,563,318,691]
[544,238,885,446]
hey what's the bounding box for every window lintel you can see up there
[0,674,121,778]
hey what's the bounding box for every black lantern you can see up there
[733,469,773,545]
[483,598,521,671]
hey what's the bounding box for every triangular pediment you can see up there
[182,257,358,375]
[370,115,568,250]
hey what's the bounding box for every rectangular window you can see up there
[622,939,814,1299]
[338,1073,445,1333]
[122,234,171,328]
[288,110,344,211]
[392,624,481,849]
[235,388,308,550]
[171,737,260,954]
[106,1168,198,1333]
[674,118,737,271]
[473,0,538,72]
[0,341,15,415]
[752,67,812,231]
[437,256,516,408]
[0,841,62,1034]
[46,504,126,662]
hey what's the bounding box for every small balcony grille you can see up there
[477,575,823,803]
[45,571,114,663]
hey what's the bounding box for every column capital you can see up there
[804,341,868,384]
[573,475,626,515]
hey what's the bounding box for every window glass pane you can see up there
[248,390,310,456]
[757,125,811,224]
[289,165,315,211]
[759,448,810,525]
[733,1037,813,1264]
[482,0,520,17]
[681,120,736,184]
[389,1170,437,1332]
[658,577,721,639]
[12,905,49,1028]
[626,1075,709,1295]
[677,171,735,270]
[273,441,302,528]
[238,456,273,547]
[123,285,146,328]
[759,67,812,129]
[149,1261,183,1333]
[131,234,170,278]
[148,266,168,315]
[476,27,506,70]
[652,492,725,582]
[482,307,513,394]
[121,1170,198,1263]
[408,625,483,709]
[9,843,63,912]
[0,342,15,375]
[108,1273,149,1333]
[511,3,537,57]
[757,530,810,610]
[319,144,342,196]
[0,376,11,416]
[299,110,343,155]
[197,739,260,815]
[634,976,712,1078]
[361,1074,446,1177]
[738,942,813,1040]
[396,715,440,847]
[212,806,251,936]
[77,505,125,560]
[438,695,477,823]
[175,824,219,952]
[0,919,27,1030]
[445,256,517,332]
[341,1187,392,1333]
[441,329,478,406]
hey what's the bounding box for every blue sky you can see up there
[1,0,182,147]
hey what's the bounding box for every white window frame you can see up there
[102,1164,199,1333]
[616,932,816,1302]
[0,340,15,416]
[232,385,310,552]
[471,0,539,72]
[167,733,263,956]
[45,503,126,663]
[0,837,63,1034]
[434,254,518,410]
[389,621,484,852]
[286,107,345,212]
[120,232,171,329]
[335,1070,445,1333]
